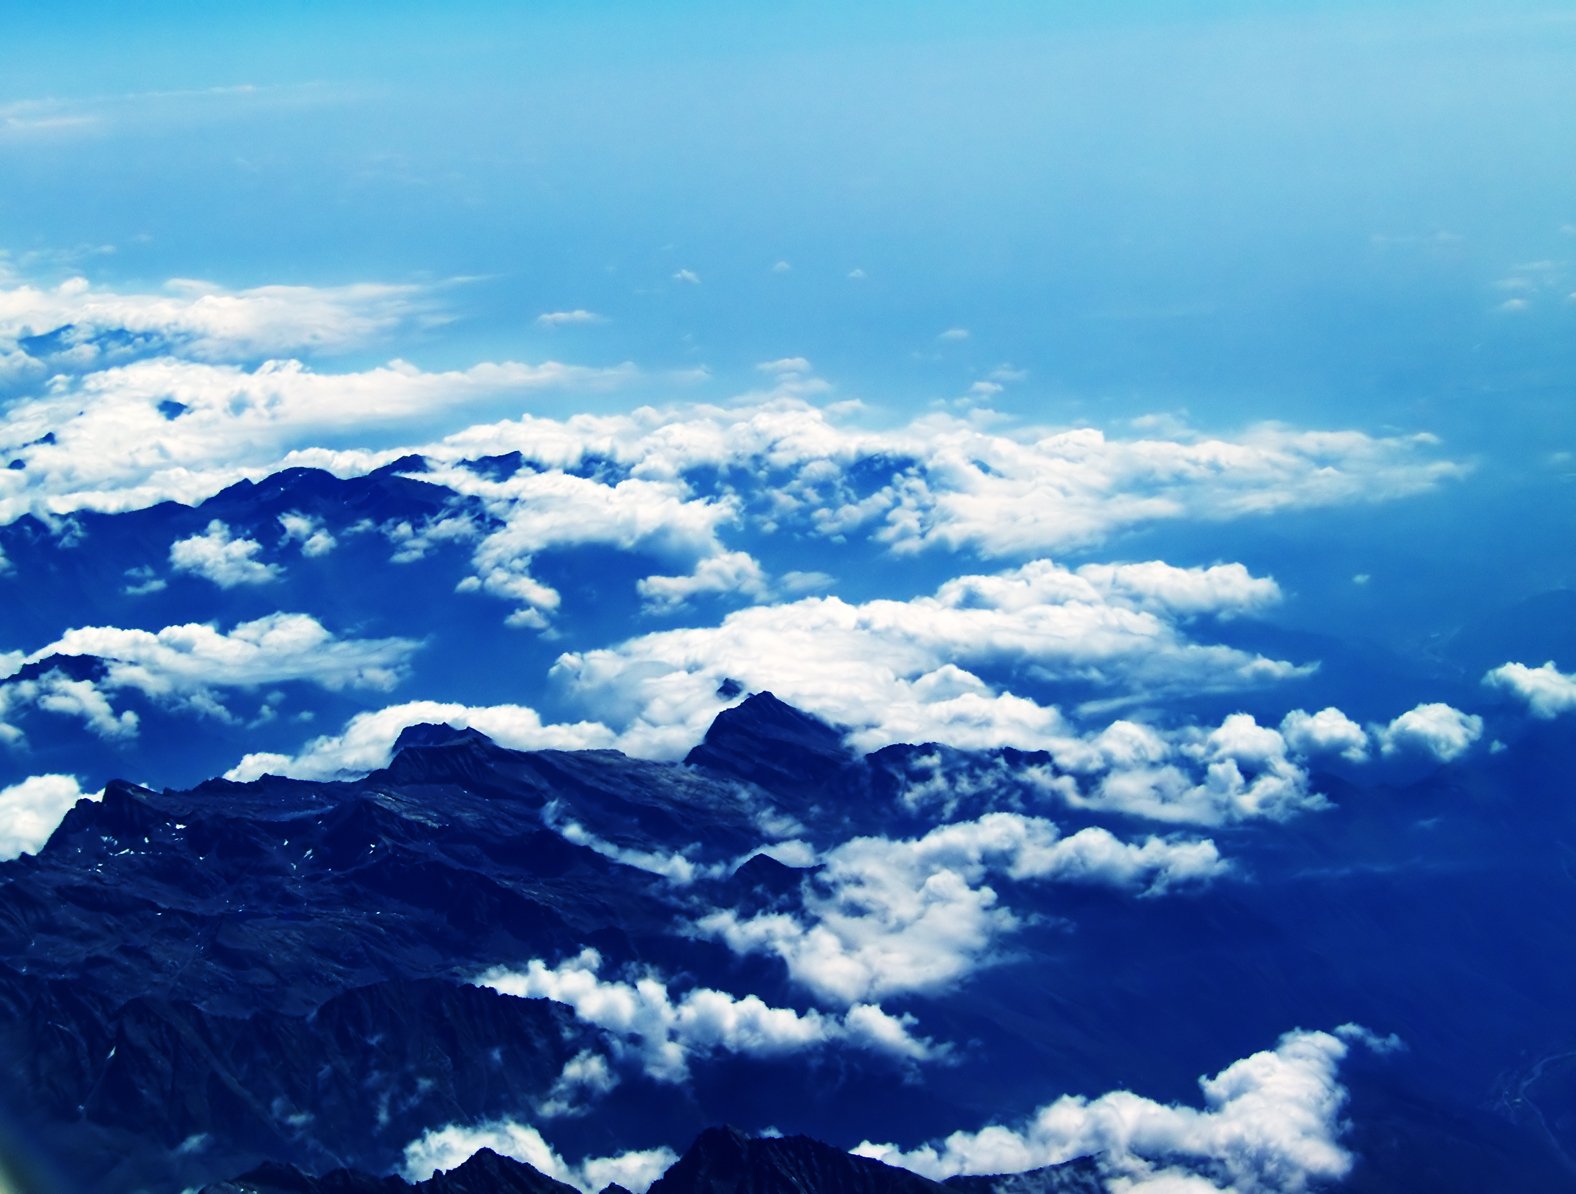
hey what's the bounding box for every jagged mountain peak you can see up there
[684,692,861,797]
[647,1126,950,1194]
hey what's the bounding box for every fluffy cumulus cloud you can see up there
[0,273,437,365]
[402,1119,674,1193]
[278,511,336,557]
[3,614,418,741]
[0,260,1463,551]
[1376,702,1483,762]
[1278,707,1370,763]
[0,773,97,859]
[856,1026,1390,1193]
[169,519,280,587]
[425,465,757,627]
[474,948,934,1081]
[0,670,139,743]
[551,558,1302,760]
[1050,713,1332,826]
[225,699,615,782]
[699,813,1224,1004]
[0,354,633,524]
[1484,660,1576,719]
[424,396,1463,563]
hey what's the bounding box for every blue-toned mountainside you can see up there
[2,695,1574,1191]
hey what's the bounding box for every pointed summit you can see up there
[647,1126,949,1194]
[685,693,858,798]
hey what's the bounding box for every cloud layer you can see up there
[856,1026,1390,1193]
[700,813,1225,1004]
[475,948,934,1081]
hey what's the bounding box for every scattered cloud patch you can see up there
[1376,703,1482,762]
[224,699,615,782]
[475,948,935,1081]
[938,328,971,342]
[700,813,1224,1004]
[637,550,769,612]
[1279,707,1370,763]
[170,520,279,587]
[402,1119,674,1194]
[553,558,1301,760]
[538,1050,619,1120]
[0,773,98,860]
[1484,660,1576,719]
[0,273,438,364]
[673,269,701,285]
[536,310,604,327]
[856,1026,1383,1193]
[428,467,747,628]
[121,565,167,596]
[279,512,336,557]
[3,615,419,742]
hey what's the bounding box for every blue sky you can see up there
[5,2,1574,416]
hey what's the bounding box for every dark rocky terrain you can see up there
[3,694,1575,1191]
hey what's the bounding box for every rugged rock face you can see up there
[203,1147,580,1194]
[199,1131,1105,1194]
[4,692,1575,1192]
[646,1128,950,1194]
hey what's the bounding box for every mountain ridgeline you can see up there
[1,693,1574,1191]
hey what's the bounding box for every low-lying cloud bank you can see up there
[700,813,1225,1004]
[474,948,934,1081]
[402,1118,675,1193]
[857,1025,1400,1193]
[1,614,419,745]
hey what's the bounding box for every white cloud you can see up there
[0,773,98,860]
[15,671,140,740]
[1279,707,1369,763]
[673,269,701,284]
[475,948,935,1082]
[537,1050,619,1119]
[1484,660,1576,719]
[1054,713,1329,826]
[0,273,437,363]
[756,356,813,375]
[421,398,1460,566]
[170,520,279,587]
[0,353,632,524]
[637,550,769,612]
[699,813,1224,1005]
[536,310,605,327]
[34,613,416,694]
[856,1026,1384,1193]
[401,1119,675,1194]
[1376,702,1483,762]
[552,559,1301,760]
[224,699,615,782]
[428,466,748,627]
[938,328,971,342]
[0,262,1464,549]
[3,615,419,741]
[279,511,336,557]
[885,710,1336,829]
[546,811,715,886]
